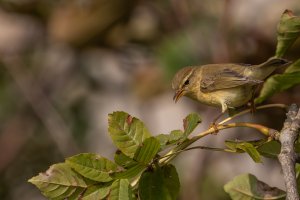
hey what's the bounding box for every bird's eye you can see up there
[184,79,189,85]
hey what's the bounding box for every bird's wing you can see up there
[200,64,262,93]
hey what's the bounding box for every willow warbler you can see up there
[172,58,290,114]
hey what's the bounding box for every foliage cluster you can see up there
[29,9,300,200]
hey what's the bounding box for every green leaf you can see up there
[225,141,242,152]
[108,179,135,200]
[155,130,185,149]
[285,58,300,73]
[295,142,300,153]
[296,164,300,193]
[169,130,185,143]
[257,10,300,103]
[155,134,170,146]
[183,113,201,136]
[225,140,265,151]
[257,140,281,158]
[50,187,82,200]
[28,163,87,199]
[112,137,160,180]
[108,111,151,158]
[82,183,112,200]
[154,113,201,150]
[238,143,262,163]
[224,174,286,200]
[225,141,262,163]
[66,153,118,182]
[138,164,180,200]
[134,137,160,165]
[114,150,137,169]
[112,163,146,179]
[67,187,86,200]
[255,72,300,104]
[275,9,300,58]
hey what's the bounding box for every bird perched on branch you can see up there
[172,58,290,121]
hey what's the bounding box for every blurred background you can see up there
[0,0,300,199]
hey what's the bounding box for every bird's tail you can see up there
[248,57,291,80]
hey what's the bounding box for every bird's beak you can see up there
[173,89,185,103]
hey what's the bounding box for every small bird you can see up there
[172,58,290,118]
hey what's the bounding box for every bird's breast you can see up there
[187,85,253,108]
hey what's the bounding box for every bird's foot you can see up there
[247,100,257,114]
[250,104,256,114]
[209,112,225,134]
[209,123,219,134]
[248,86,259,114]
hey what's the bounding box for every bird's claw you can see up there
[247,100,257,114]
[209,123,219,134]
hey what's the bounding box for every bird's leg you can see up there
[209,103,228,134]
[209,112,225,134]
[249,99,256,114]
[249,86,259,114]
[212,112,225,124]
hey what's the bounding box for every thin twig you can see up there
[196,122,274,138]
[278,104,300,200]
[159,122,275,165]
[218,104,287,125]
[157,146,235,161]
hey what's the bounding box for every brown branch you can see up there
[159,122,275,165]
[278,104,300,200]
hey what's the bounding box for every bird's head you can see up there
[171,66,195,103]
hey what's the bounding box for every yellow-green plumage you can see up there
[172,58,290,112]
